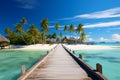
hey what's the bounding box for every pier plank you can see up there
[25,44,90,80]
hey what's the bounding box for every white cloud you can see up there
[75,7,120,19]
[15,0,37,9]
[84,21,120,28]
[86,38,94,42]
[98,37,109,42]
[112,34,120,42]
[59,7,120,20]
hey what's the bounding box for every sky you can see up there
[0,0,120,42]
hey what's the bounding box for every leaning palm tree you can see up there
[40,18,49,44]
[55,22,60,30]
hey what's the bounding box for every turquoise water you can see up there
[0,49,47,80]
[95,42,120,46]
[75,49,120,80]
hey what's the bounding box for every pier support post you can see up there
[79,54,82,59]
[47,51,49,55]
[73,51,75,54]
[40,55,43,60]
[96,63,102,74]
[21,65,26,75]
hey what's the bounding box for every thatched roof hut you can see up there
[0,35,10,42]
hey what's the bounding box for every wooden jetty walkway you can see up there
[18,44,107,80]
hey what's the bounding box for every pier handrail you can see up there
[62,44,108,80]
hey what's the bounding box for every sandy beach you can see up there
[9,44,57,50]
[7,44,120,50]
[63,44,119,50]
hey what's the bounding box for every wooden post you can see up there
[96,63,102,74]
[73,51,75,54]
[21,65,26,75]
[40,55,43,60]
[79,54,82,59]
[47,51,49,55]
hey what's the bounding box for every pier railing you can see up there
[62,45,108,80]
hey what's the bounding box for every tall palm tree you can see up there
[64,25,68,32]
[69,24,74,40]
[41,18,49,33]
[76,23,84,43]
[55,22,60,30]
[76,23,84,33]
[14,23,27,44]
[27,24,40,44]
[40,18,49,44]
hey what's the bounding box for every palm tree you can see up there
[15,23,23,33]
[76,23,84,43]
[52,33,57,39]
[41,18,49,33]
[76,23,84,33]
[14,23,27,44]
[62,36,67,43]
[69,24,74,40]
[40,18,49,44]
[55,22,60,30]
[56,37,60,43]
[60,32,63,43]
[64,25,68,32]
[27,24,40,44]
[21,17,27,24]
[5,28,12,35]
[69,24,74,32]
[80,32,86,43]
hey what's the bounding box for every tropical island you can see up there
[0,0,120,80]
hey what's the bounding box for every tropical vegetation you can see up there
[5,18,86,45]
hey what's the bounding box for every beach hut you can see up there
[0,35,10,48]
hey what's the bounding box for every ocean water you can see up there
[95,42,120,46]
[75,49,120,80]
[0,49,47,80]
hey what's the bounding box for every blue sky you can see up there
[0,0,120,42]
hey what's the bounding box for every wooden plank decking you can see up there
[20,44,92,80]
[18,44,107,80]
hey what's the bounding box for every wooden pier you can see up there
[18,44,107,80]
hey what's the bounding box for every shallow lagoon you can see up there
[75,49,120,80]
[0,49,47,80]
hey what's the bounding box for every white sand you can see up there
[8,44,119,50]
[10,44,57,50]
[63,44,118,50]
